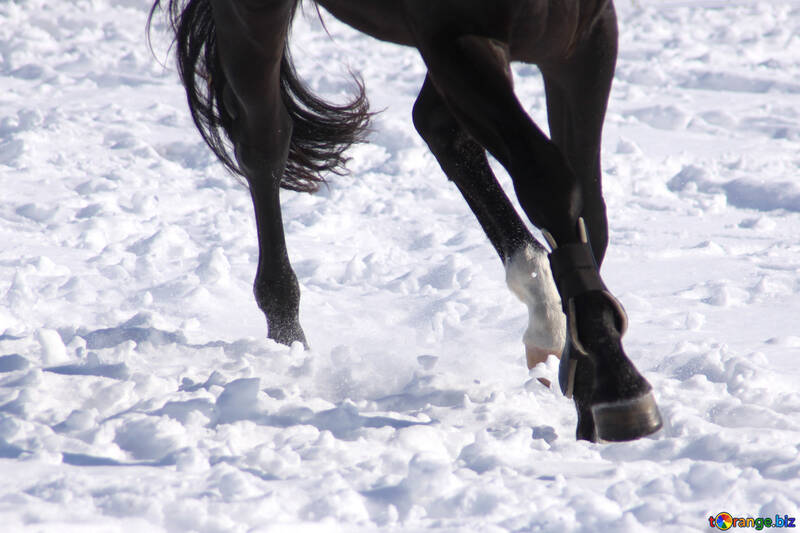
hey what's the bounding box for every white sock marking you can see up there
[505,243,566,356]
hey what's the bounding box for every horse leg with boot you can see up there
[539,7,661,441]
[405,2,661,441]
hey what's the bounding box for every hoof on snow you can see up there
[556,297,663,442]
[592,391,663,442]
[545,219,662,443]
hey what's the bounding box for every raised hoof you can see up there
[525,345,561,370]
[592,392,663,442]
[526,346,561,388]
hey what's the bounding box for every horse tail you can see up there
[148,0,371,193]
[148,0,236,179]
[279,37,371,193]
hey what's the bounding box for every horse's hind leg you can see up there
[248,170,307,347]
[210,0,307,346]
[412,75,565,369]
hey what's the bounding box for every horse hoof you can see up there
[525,345,561,370]
[592,391,663,442]
[268,321,308,349]
[546,225,661,442]
[556,294,663,442]
[561,336,663,442]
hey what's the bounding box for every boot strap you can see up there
[548,241,606,311]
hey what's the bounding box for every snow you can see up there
[1,0,800,531]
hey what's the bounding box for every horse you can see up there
[149,0,663,442]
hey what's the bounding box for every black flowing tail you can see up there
[148,0,370,193]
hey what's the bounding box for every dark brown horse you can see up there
[150,0,662,442]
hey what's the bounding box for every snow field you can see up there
[1,0,800,531]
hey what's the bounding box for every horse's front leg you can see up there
[539,9,623,437]
[405,3,661,441]
[211,0,307,346]
[412,75,565,370]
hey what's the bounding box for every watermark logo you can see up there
[709,513,796,530]
[712,513,734,530]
